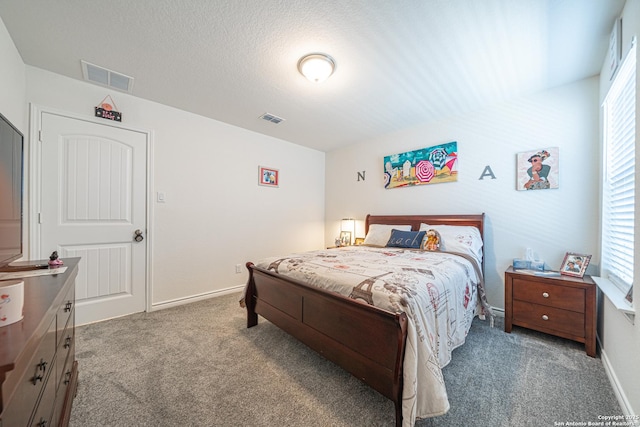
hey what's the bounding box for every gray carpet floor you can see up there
[69,292,621,427]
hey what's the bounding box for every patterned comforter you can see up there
[253,245,492,426]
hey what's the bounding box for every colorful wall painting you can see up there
[383,141,458,189]
[516,147,559,191]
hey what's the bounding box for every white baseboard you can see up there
[600,348,639,424]
[151,284,244,311]
[491,306,505,317]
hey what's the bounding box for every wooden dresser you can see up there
[504,266,596,357]
[0,258,79,427]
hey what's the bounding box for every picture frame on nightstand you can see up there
[339,231,352,246]
[625,285,633,303]
[559,252,591,278]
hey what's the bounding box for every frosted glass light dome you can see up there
[298,53,336,83]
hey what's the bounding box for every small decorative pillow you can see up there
[363,224,412,247]
[419,223,483,263]
[422,229,441,251]
[386,229,426,249]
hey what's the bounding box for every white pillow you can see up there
[363,224,412,247]
[419,223,483,263]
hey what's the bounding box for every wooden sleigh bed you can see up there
[244,214,485,427]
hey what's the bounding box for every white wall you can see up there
[597,0,640,417]
[25,67,325,307]
[325,77,600,310]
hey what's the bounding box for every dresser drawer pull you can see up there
[542,292,550,298]
[32,373,44,385]
[36,417,47,427]
[542,314,549,321]
[31,359,47,385]
[64,301,73,312]
[64,370,72,385]
[64,335,72,349]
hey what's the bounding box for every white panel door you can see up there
[39,112,147,325]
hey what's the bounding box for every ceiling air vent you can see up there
[259,113,285,124]
[81,60,134,93]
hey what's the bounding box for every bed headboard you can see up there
[365,214,485,241]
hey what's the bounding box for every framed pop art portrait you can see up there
[516,147,559,191]
[258,166,279,187]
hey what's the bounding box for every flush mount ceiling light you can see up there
[297,53,336,83]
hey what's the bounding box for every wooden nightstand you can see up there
[504,266,596,357]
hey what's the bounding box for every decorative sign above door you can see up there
[94,95,122,122]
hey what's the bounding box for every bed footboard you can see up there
[245,262,408,427]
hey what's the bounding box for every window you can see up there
[601,39,636,300]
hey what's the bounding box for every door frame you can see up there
[28,104,153,316]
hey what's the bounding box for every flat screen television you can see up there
[0,112,24,270]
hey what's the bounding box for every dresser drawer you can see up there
[29,358,57,427]
[512,278,585,312]
[512,300,585,337]
[56,319,74,392]
[56,286,75,347]
[1,318,57,426]
[52,339,75,426]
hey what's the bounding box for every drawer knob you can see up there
[542,314,549,321]
[64,336,72,348]
[36,418,47,427]
[64,301,73,312]
[32,358,47,384]
[542,292,550,298]
[64,370,72,385]
[32,373,43,385]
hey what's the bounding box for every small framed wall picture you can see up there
[560,252,591,278]
[258,166,279,187]
[354,237,365,245]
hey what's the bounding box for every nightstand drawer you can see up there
[513,278,585,312]
[512,300,584,337]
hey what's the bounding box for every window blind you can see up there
[602,40,636,292]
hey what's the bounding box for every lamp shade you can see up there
[298,53,336,83]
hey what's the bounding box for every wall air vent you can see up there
[259,113,285,124]
[81,60,134,93]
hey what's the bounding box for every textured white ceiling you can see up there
[0,0,625,152]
